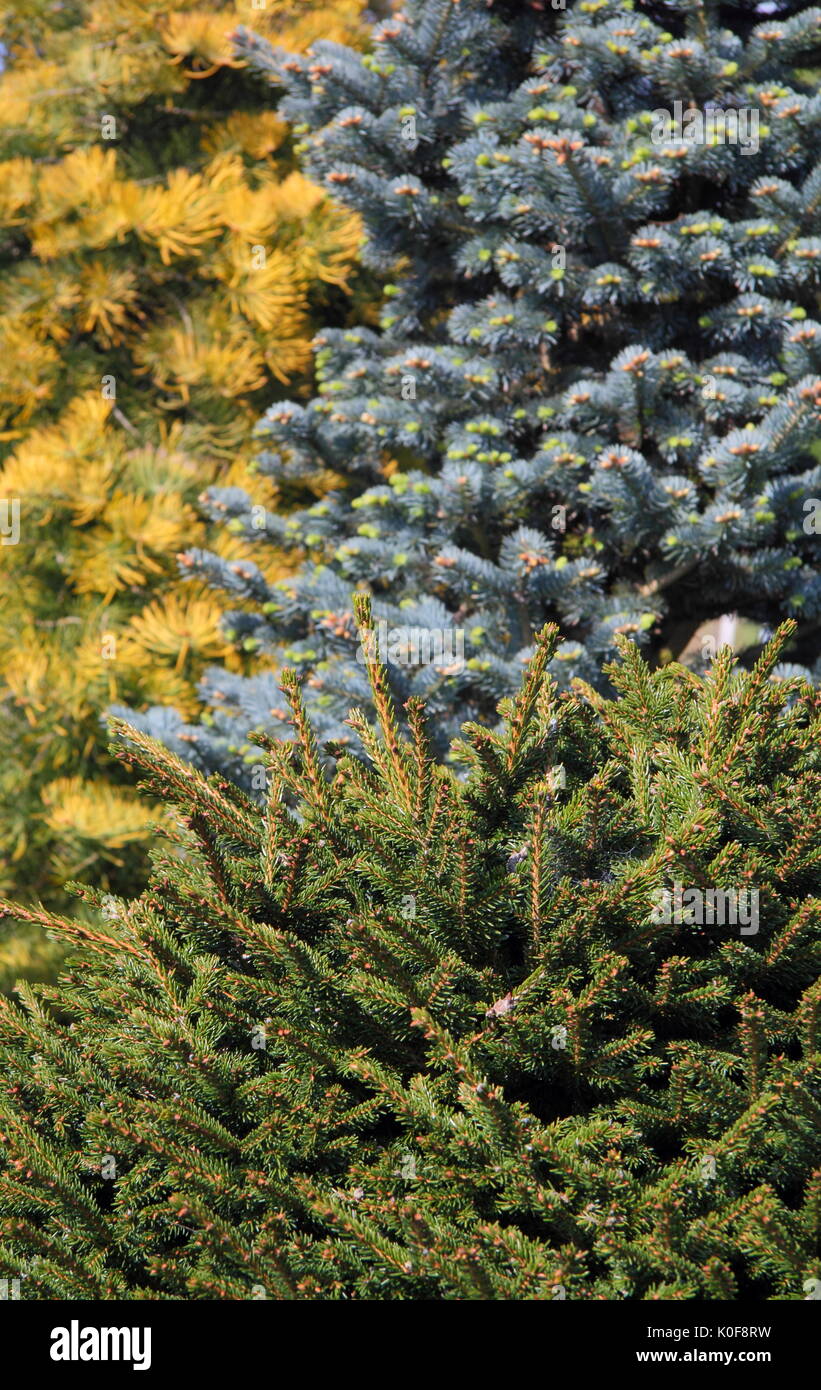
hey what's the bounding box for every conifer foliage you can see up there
[140,0,821,786]
[1,605,818,1300]
[0,0,367,963]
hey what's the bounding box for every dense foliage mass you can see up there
[0,0,369,981]
[0,606,818,1299]
[125,0,821,794]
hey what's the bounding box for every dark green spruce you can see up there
[1,605,819,1299]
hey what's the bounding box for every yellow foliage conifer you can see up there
[0,0,369,985]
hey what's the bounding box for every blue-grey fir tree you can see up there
[120,0,821,788]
